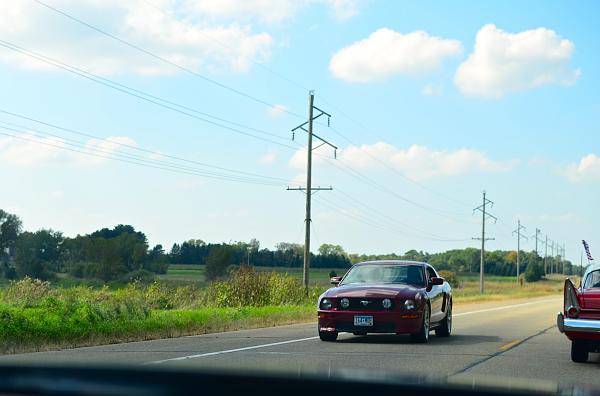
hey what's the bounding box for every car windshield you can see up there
[341,265,425,286]
[584,270,600,289]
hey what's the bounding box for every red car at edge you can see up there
[317,260,452,343]
[557,265,600,362]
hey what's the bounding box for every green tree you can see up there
[525,260,544,282]
[15,229,63,279]
[318,243,346,256]
[205,247,233,280]
[0,209,22,257]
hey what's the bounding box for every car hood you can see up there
[323,283,421,299]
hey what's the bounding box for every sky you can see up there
[0,0,598,263]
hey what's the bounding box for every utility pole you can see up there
[543,235,549,274]
[550,240,555,274]
[513,220,527,283]
[287,91,336,293]
[473,191,497,293]
[532,228,542,257]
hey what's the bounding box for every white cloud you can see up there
[561,154,600,182]
[0,132,136,166]
[0,1,274,75]
[267,104,288,117]
[290,142,516,181]
[329,28,463,83]
[328,0,360,21]
[258,150,276,164]
[0,133,69,166]
[183,0,361,23]
[422,83,443,96]
[455,24,580,97]
[183,0,303,24]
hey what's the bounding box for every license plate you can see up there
[354,315,373,327]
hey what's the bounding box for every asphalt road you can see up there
[1,296,598,389]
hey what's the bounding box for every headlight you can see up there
[404,299,416,310]
[340,298,350,309]
[320,298,333,310]
[382,298,392,309]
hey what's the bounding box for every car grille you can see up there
[342,298,393,311]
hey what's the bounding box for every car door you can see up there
[426,266,444,322]
[582,270,600,309]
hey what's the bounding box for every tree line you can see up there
[0,208,576,283]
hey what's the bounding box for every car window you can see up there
[426,266,437,281]
[584,270,600,289]
[341,265,425,286]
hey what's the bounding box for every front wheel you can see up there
[571,340,589,363]
[319,331,338,342]
[411,304,430,343]
[435,302,452,337]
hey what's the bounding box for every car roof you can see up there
[353,260,427,267]
[583,264,600,280]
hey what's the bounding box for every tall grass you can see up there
[0,270,322,353]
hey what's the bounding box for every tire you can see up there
[571,340,589,363]
[411,304,430,343]
[319,331,338,342]
[435,302,452,337]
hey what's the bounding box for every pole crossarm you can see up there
[287,186,333,195]
[472,237,496,241]
[291,101,337,157]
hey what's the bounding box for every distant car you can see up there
[317,260,452,343]
[557,265,600,362]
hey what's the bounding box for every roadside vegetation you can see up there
[0,267,322,354]
[0,207,579,353]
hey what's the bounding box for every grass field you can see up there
[159,264,350,287]
[452,273,572,303]
[0,268,574,353]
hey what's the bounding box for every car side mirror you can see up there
[430,277,444,286]
[330,276,342,286]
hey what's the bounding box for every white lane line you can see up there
[454,298,558,317]
[148,298,559,364]
[147,336,319,364]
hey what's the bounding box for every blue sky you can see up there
[0,0,598,262]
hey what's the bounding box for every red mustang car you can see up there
[557,265,600,362]
[317,260,452,343]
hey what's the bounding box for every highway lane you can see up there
[1,296,598,388]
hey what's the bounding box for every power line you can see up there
[0,109,290,183]
[333,188,470,242]
[0,40,296,148]
[139,0,311,94]
[0,127,284,186]
[32,0,307,121]
[327,124,473,210]
[0,38,478,225]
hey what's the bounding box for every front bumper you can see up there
[557,311,600,334]
[318,310,422,334]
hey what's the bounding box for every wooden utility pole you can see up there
[513,220,527,283]
[473,191,496,293]
[287,91,336,293]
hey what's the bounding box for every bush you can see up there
[205,247,232,281]
[205,266,313,307]
[525,262,544,282]
[438,270,461,289]
[119,269,156,285]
